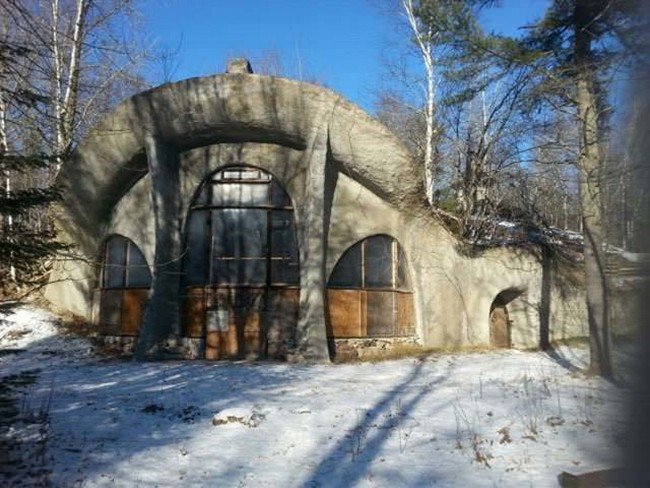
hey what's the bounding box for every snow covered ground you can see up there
[0,304,631,487]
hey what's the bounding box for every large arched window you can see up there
[95,235,151,336]
[327,235,414,338]
[182,166,300,359]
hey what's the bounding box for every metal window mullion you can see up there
[190,204,293,211]
[391,240,397,290]
[266,209,272,288]
[101,244,108,289]
[124,240,130,288]
[392,240,398,335]
[361,240,366,289]
[360,241,367,337]
[207,207,214,286]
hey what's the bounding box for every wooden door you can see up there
[202,287,299,360]
[489,304,511,348]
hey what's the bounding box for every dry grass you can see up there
[29,293,96,339]
[550,336,590,348]
[336,342,503,363]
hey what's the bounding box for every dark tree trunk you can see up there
[134,134,182,360]
[574,0,613,377]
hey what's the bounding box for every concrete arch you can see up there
[488,287,526,348]
[57,72,420,254]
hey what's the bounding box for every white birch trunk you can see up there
[402,0,436,206]
[0,84,16,283]
[50,0,88,173]
[51,0,64,169]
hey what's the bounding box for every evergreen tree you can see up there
[0,40,66,294]
[416,0,647,376]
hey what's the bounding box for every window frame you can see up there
[99,235,152,290]
[182,165,300,289]
[327,236,411,293]
[327,235,414,339]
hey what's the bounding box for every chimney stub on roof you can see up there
[226,58,253,74]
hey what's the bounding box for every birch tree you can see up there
[412,0,648,375]
[0,38,64,294]
[0,0,146,289]
[2,0,146,172]
[401,0,438,206]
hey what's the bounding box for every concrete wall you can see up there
[44,62,587,358]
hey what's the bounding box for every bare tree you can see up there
[0,0,147,289]
[401,0,438,206]
[2,0,147,168]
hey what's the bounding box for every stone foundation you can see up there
[331,336,421,361]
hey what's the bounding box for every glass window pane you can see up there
[271,259,300,285]
[364,236,394,289]
[270,180,291,207]
[211,182,270,206]
[213,258,267,285]
[185,167,297,290]
[104,237,126,288]
[193,183,210,206]
[126,243,151,288]
[270,211,298,285]
[183,210,209,286]
[212,209,267,258]
[217,167,271,181]
[270,211,297,258]
[396,246,411,291]
[328,243,362,288]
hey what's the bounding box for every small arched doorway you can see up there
[94,235,152,336]
[181,166,300,360]
[489,289,523,348]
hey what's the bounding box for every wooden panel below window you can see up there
[195,286,300,360]
[120,289,149,336]
[183,288,205,338]
[327,290,363,337]
[366,291,395,337]
[266,289,299,327]
[396,292,415,336]
[244,330,261,355]
[327,289,415,339]
[233,307,260,332]
[98,290,122,335]
[205,326,263,360]
[205,326,238,359]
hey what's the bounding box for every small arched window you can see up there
[95,235,151,337]
[100,235,152,289]
[327,235,414,338]
[329,234,410,291]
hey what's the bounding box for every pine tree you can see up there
[0,40,66,294]
[519,0,646,377]
[416,0,648,376]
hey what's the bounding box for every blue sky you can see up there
[141,0,550,114]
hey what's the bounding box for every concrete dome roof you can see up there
[59,68,421,246]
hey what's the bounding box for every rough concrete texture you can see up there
[45,61,587,359]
